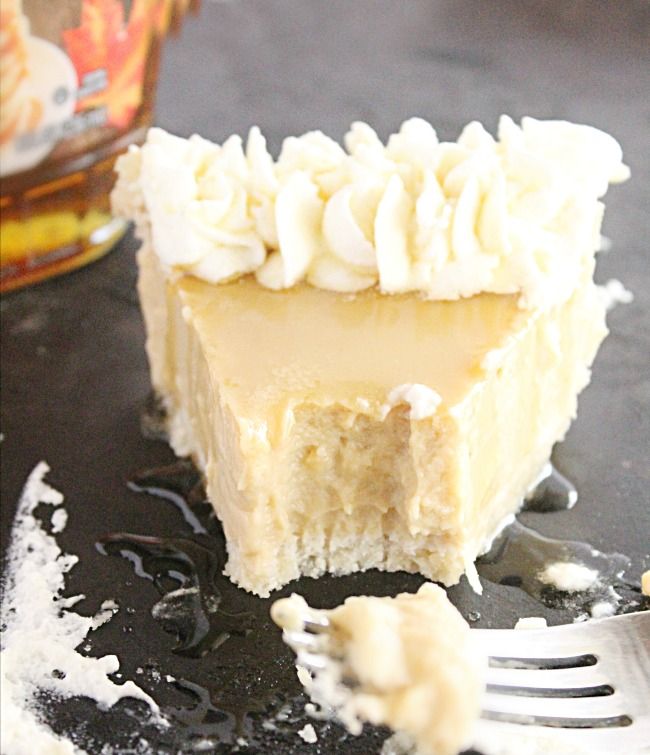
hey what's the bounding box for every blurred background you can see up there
[160,1,649,147]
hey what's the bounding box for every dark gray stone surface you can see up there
[1,1,648,753]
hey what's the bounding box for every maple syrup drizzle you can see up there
[96,529,254,658]
[165,679,293,746]
[96,449,290,742]
[128,459,210,535]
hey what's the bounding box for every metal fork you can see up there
[280,609,650,753]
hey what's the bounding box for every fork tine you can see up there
[473,625,595,659]
[482,690,631,721]
[293,650,331,673]
[304,614,330,632]
[474,717,649,753]
[475,613,650,663]
[277,603,650,751]
[282,629,324,651]
[485,664,611,692]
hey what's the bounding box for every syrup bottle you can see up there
[0,0,200,292]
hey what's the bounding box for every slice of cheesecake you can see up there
[271,584,486,755]
[113,117,626,596]
[136,244,606,596]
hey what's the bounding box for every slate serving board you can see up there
[2,2,649,753]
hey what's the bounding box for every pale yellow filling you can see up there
[176,269,524,414]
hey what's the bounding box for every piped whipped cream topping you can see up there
[113,116,628,308]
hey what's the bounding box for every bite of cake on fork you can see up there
[271,587,650,755]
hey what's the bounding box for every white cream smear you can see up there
[381,383,442,420]
[0,462,162,755]
[539,561,600,592]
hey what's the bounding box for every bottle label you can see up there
[0,0,174,179]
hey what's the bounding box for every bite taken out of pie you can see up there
[112,116,628,597]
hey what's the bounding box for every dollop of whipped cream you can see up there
[112,116,628,307]
[382,383,442,420]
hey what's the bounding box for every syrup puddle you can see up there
[97,531,254,657]
[97,447,284,744]
[477,520,635,614]
[477,464,640,615]
[128,460,210,535]
[166,678,288,747]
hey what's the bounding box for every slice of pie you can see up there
[112,116,627,596]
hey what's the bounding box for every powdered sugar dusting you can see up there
[90,599,120,631]
[297,723,318,744]
[50,507,68,534]
[0,462,163,755]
